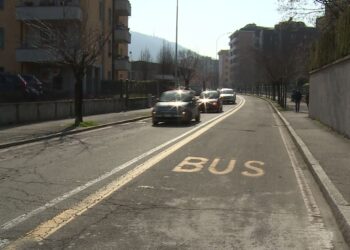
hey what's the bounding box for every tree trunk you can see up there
[75,78,83,126]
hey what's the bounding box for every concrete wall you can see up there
[0,97,151,126]
[309,56,350,138]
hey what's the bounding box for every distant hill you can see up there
[130,31,187,62]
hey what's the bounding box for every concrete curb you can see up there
[265,98,350,246]
[0,115,151,150]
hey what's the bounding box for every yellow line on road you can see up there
[6,97,246,249]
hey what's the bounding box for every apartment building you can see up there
[0,0,131,97]
[218,50,230,88]
[229,23,317,90]
[229,28,260,90]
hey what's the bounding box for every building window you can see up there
[0,28,4,49]
[0,0,4,9]
[118,48,123,57]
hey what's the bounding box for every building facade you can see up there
[218,50,230,88]
[229,25,267,90]
[0,0,131,97]
[229,23,317,90]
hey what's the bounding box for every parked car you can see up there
[0,72,26,102]
[18,74,44,99]
[219,88,236,104]
[0,73,44,102]
[152,90,201,125]
[198,90,223,113]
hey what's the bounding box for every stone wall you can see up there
[0,97,152,126]
[309,56,350,138]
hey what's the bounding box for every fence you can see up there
[0,96,153,126]
[238,83,292,109]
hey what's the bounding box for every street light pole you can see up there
[174,0,179,88]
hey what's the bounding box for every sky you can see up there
[129,0,300,59]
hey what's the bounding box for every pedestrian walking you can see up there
[293,89,302,112]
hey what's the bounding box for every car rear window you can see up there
[160,91,192,102]
[200,91,219,99]
[221,89,234,94]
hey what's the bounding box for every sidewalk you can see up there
[283,101,350,203]
[276,99,350,244]
[0,108,151,147]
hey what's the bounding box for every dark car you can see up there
[0,73,26,102]
[152,90,201,125]
[0,73,44,102]
[18,74,44,99]
[198,90,223,113]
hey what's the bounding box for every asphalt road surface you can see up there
[0,96,348,249]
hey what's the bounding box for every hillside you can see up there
[129,31,187,62]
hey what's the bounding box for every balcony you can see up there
[16,0,82,21]
[115,27,131,43]
[16,48,61,62]
[115,0,131,16]
[115,57,131,71]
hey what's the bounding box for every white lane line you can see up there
[6,97,246,247]
[273,112,334,249]
[0,98,243,232]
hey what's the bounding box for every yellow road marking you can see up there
[208,158,236,175]
[241,161,265,177]
[6,97,246,249]
[172,157,208,173]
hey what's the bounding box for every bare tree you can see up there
[139,47,152,80]
[196,56,217,90]
[253,22,314,106]
[25,15,111,126]
[157,41,174,77]
[140,47,152,62]
[278,0,350,24]
[178,50,199,89]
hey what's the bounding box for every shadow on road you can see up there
[152,121,201,128]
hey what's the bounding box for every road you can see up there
[0,96,348,249]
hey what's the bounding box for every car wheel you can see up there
[152,120,159,126]
[195,111,201,122]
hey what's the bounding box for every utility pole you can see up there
[112,0,115,81]
[174,0,179,88]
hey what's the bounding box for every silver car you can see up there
[152,90,201,125]
[219,88,236,104]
